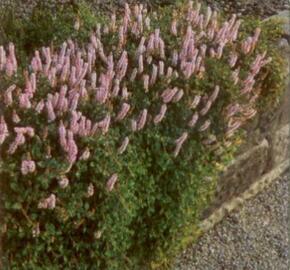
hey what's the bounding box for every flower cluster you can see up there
[0,1,271,216]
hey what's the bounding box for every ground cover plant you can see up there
[0,1,286,269]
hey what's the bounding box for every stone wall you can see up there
[202,10,290,221]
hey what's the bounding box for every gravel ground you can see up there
[203,0,289,18]
[174,173,289,270]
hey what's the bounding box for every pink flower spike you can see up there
[173,132,188,157]
[4,84,16,106]
[191,95,201,109]
[188,112,199,128]
[137,109,148,131]
[198,120,211,132]
[143,74,149,92]
[118,137,130,154]
[46,100,56,122]
[115,103,131,122]
[106,173,118,192]
[153,104,167,125]
[0,116,9,145]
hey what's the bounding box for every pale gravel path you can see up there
[174,173,289,270]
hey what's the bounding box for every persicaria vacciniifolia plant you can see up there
[0,1,283,269]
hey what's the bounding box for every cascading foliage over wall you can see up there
[0,1,285,269]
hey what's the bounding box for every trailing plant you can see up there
[0,1,286,269]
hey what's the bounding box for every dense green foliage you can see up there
[0,2,286,270]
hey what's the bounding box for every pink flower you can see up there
[198,120,211,132]
[4,84,16,106]
[67,130,78,164]
[153,104,167,124]
[115,103,131,121]
[21,160,36,175]
[35,100,45,114]
[150,64,158,85]
[0,116,9,145]
[172,89,184,103]
[137,109,148,131]
[98,114,111,134]
[106,173,118,192]
[188,112,199,128]
[58,121,67,151]
[46,100,56,122]
[138,54,144,74]
[171,19,178,36]
[130,68,138,82]
[118,137,129,154]
[200,100,212,116]
[173,132,188,157]
[12,110,21,123]
[161,87,179,103]
[19,94,32,109]
[209,85,220,103]
[143,74,149,92]
[0,46,7,70]
[158,61,164,77]
[131,119,137,132]
[191,95,201,109]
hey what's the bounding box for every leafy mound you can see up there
[0,1,285,269]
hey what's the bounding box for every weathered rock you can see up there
[203,139,270,218]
